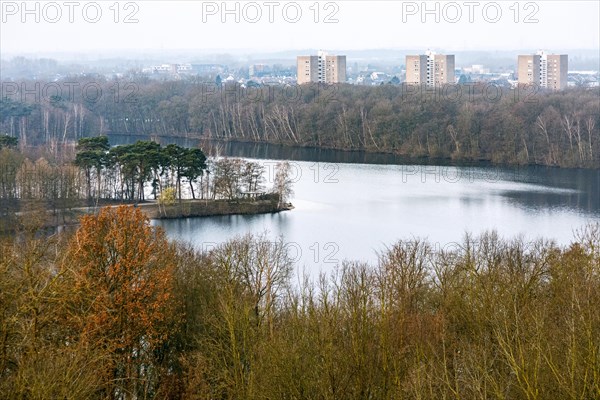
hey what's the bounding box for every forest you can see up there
[0,206,599,399]
[1,77,598,168]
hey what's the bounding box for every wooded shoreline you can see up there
[3,82,598,168]
[112,134,593,169]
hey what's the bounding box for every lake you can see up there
[136,139,600,274]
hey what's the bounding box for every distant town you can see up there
[1,49,598,90]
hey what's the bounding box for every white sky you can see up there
[1,0,598,56]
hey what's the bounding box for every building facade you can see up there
[405,51,455,87]
[518,51,568,90]
[406,55,428,85]
[545,54,568,90]
[297,51,346,84]
[517,54,541,86]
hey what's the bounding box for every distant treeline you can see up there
[1,77,599,167]
[1,206,599,398]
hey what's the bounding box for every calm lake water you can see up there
[121,138,600,273]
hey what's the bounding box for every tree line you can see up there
[74,136,208,202]
[0,135,293,224]
[74,136,293,204]
[0,206,598,399]
[1,77,598,168]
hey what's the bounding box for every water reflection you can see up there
[107,136,599,271]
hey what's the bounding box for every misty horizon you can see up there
[2,1,598,54]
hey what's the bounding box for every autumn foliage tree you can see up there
[65,205,179,399]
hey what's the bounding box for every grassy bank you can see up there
[0,194,291,234]
[141,196,292,219]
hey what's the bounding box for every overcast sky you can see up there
[1,1,598,56]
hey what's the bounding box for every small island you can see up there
[0,136,294,233]
[142,195,293,220]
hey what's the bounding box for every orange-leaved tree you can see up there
[65,205,179,399]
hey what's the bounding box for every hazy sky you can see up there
[1,0,598,56]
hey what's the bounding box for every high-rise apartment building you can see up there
[406,55,428,85]
[405,51,455,87]
[545,54,568,90]
[517,54,541,86]
[518,51,568,90]
[297,51,346,84]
